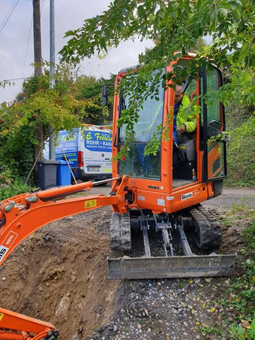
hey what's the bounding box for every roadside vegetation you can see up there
[228,224,255,340]
[0,65,114,199]
[199,204,255,340]
[225,104,255,188]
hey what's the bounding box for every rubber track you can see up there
[197,205,222,249]
[189,207,212,249]
[110,213,121,249]
[110,212,131,251]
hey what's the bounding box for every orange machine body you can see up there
[111,55,226,215]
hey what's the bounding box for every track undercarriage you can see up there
[108,204,236,279]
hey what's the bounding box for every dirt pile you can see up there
[0,207,119,340]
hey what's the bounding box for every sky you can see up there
[0,0,154,103]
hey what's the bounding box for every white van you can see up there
[52,126,112,181]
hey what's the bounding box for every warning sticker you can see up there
[138,195,145,201]
[0,313,4,321]
[85,199,97,209]
[3,231,18,248]
[0,245,9,263]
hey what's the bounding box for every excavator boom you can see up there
[0,177,127,266]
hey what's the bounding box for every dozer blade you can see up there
[108,254,236,280]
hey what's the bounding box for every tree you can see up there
[0,64,112,185]
[74,74,115,124]
[60,0,255,153]
[60,0,255,68]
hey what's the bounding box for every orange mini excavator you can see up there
[0,55,235,339]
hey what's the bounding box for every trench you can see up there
[0,207,120,340]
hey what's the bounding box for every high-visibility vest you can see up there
[176,95,197,133]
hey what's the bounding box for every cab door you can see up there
[201,66,227,181]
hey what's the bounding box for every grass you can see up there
[221,202,255,228]
[200,326,224,338]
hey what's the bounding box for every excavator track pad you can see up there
[110,212,131,250]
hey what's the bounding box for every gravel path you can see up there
[202,187,255,209]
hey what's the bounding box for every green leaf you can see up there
[169,11,177,20]
[64,30,75,37]
[138,5,145,17]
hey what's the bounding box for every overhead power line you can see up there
[22,18,33,78]
[0,0,20,34]
[0,77,25,83]
[0,0,17,32]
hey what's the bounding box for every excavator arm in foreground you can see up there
[0,308,57,340]
[0,176,128,340]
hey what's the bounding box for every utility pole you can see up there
[33,0,43,164]
[50,0,55,89]
[49,0,56,159]
[33,0,42,76]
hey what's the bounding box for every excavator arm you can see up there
[0,308,57,340]
[0,176,128,339]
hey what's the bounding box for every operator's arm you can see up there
[185,108,198,133]
[177,95,199,134]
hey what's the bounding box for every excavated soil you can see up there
[0,198,253,340]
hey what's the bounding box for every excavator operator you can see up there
[174,82,197,144]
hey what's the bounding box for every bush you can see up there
[225,115,255,187]
[0,178,32,200]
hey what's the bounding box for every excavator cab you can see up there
[113,56,226,191]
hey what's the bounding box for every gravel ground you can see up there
[87,276,232,340]
[202,187,255,210]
